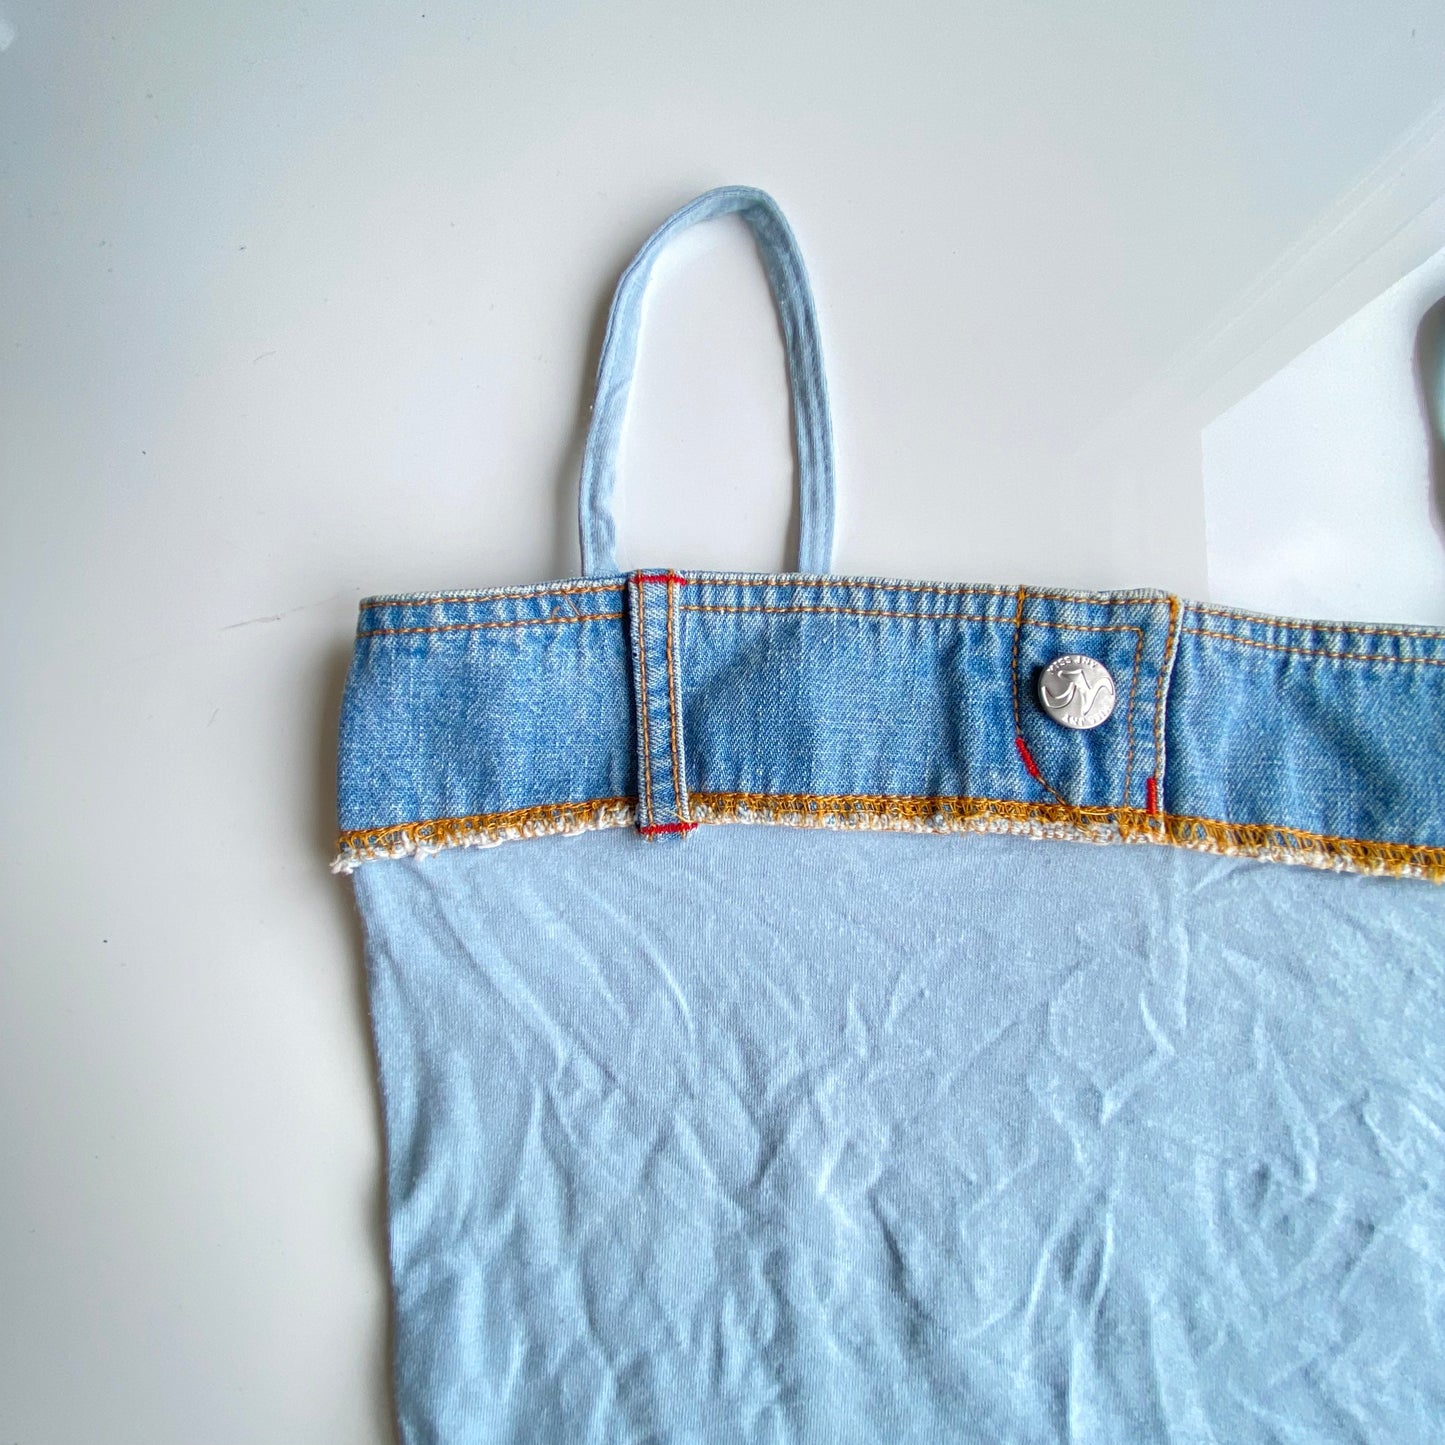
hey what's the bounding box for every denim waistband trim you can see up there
[335,571,1445,882]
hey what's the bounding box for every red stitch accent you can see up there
[1146,776,1159,815]
[1015,736,1042,780]
[635,571,688,585]
[638,820,699,837]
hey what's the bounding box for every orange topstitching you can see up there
[1189,603,1445,640]
[1010,589,1067,806]
[1181,625,1445,668]
[358,581,1445,652]
[334,791,1445,879]
[1149,594,1182,815]
[359,612,623,638]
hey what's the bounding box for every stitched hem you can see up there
[1158,812,1445,881]
[694,790,1133,845]
[333,793,1445,881]
[685,792,1445,882]
[358,574,1445,647]
[331,798,634,873]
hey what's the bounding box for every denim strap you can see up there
[577,187,836,577]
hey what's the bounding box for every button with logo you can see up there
[1037,655,1116,730]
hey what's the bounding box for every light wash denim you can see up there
[338,188,1445,1443]
[578,187,834,578]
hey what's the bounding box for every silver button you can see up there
[1037,654,1116,730]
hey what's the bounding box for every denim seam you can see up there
[353,612,1444,663]
[679,602,1149,637]
[1151,595,1182,821]
[1190,604,1445,641]
[1010,589,1065,803]
[1159,811,1445,879]
[680,604,998,621]
[363,578,1170,611]
[665,578,689,823]
[685,792,1445,880]
[633,582,657,829]
[366,583,624,609]
[356,579,1445,650]
[1181,626,1445,667]
[333,794,1445,880]
[1117,627,1145,808]
[1010,587,1147,809]
[332,797,635,872]
[358,612,623,638]
[678,578,1162,607]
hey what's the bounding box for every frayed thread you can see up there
[1160,812,1445,882]
[333,791,1445,883]
[690,790,1147,849]
[332,798,634,873]
[638,821,699,837]
[686,791,1445,883]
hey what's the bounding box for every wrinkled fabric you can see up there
[357,825,1445,1444]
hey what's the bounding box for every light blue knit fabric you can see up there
[356,826,1445,1443]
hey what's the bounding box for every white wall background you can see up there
[3,4,1445,1441]
[1204,240,1445,624]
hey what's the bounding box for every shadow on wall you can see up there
[1415,293,1445,547]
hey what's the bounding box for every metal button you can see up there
[1037,654,1116,730]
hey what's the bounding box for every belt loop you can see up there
[628,571,695,838]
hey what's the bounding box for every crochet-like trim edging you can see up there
[331,798,634,874]
[333,792,1445,882]
[688,792,1445,882]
